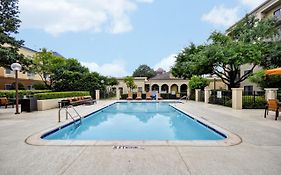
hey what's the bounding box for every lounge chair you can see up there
[0,97,14,108]
[158,93,163,100]
[136,92,142,100]
[127,92,133,100]
[264,99,280,120]
[146,92,152,100]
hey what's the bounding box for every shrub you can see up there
[34,91,90,100]
[242,96,266,109]
[33,82,48,90]
[0,90,51,98]
[188,76,209,90]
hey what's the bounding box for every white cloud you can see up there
[154,54,176,71]
[201,5,240,27]
[239,0,267,9]
[81,60,128,77]
[19,0,153,36]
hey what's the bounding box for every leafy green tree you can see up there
[132,64,156,78]
[124,76,137,92]
[30,48,65,89]
[172,16,279,90]
[0,0,31,68]
[188,76,209,90]
[249,70,281,89]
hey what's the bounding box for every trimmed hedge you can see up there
[34,91,90,100]
[0,90,51,98]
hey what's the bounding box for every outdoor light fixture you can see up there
[101,80,105,99]
[11,63,22,114]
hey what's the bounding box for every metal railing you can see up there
[209,90,232,107]
[242,91,266,109]
[58,105,83,123]
[199,91,205,102]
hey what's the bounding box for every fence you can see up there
[209,90,232,107]
[100,89,116,99]
[199,90,205,102]
[242,91,266,109]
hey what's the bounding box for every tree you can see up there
[188,76,209,90]
[132,64,156,78]
[124,76,137,92]
[249,70,281,89]
[172,16,279,90]
[0,0,30,68]
[30,48,65,89]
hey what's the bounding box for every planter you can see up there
[37,98,65,111]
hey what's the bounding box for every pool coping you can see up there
[25,100,242,147]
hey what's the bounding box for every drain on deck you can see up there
[112,145,144,150]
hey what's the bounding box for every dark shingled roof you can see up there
[149,72,176,80]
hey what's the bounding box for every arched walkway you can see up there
[151,84,159,92]
[170,84,178,94]
[161,84,169,93]
[180,84,187,93]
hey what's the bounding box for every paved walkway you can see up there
[0,100,281,175]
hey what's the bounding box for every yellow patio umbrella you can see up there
[265,67,281,75]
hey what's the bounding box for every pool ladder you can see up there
[180,96,187,100]
[58,105,83,124]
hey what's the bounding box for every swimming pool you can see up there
[42,102,226,141]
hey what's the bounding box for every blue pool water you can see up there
[43,102,225,140]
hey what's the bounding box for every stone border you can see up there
[26,100,242,147]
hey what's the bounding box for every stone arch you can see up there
[151,84,159,92]
[161,84,169,93]
[170,84,178,94]
[180,84,188,93]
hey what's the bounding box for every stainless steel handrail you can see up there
[58,105,83,123]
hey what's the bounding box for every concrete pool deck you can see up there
[0,100,281,175]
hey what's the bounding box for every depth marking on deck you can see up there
[112,145,144,150]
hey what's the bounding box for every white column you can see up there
[232,88,243,110]
[195,89,201,102]
[116,88,120,100]
[95,90,100,100]
[204,88,210,104]
[264,88,278,100]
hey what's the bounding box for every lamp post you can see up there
[101,80,105,99]
[11,63,22,114]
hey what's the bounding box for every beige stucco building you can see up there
[0,46,43,90]
[114,71,226,95]
[228,0,281,92]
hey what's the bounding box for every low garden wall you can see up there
[35,91,90,111]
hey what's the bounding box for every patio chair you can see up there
[264,99,280,120]
[146,92,152,100]
[127,92,133,100]
[0,97,14,108]
[136,92,142,100]
[158,93,163,100]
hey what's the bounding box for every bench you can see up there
[59,96,96,108]
[0,97,14,108]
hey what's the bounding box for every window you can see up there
[273,8,281,17]
[5,68,12,74]
[4,84,12,90]
[27,85,33,90]
[244,70,253,75]
[244,86,253,95]
[138,87,142,92]
[27,71,34,78]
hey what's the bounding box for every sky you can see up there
[17,0,266,77]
